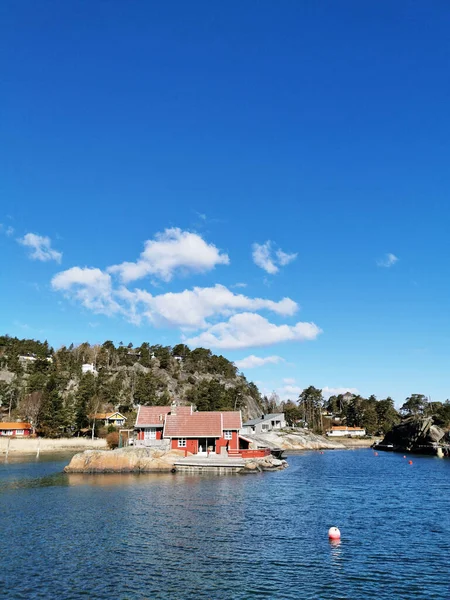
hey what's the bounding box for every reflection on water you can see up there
[67,472,176,487]
[0,450,449,600]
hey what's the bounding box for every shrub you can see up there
[106,431,119,449]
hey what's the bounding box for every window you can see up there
[261,424,269,431]
[144,428,157,440]
[224,430,232,440]
[178,438,186,448]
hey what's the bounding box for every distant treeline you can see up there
[0,336,262,437]
[280,387,450,435]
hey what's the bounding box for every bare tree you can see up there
[20,391,44,432]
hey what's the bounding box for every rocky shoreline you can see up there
[64,447,288,474]
[241,428,347,451]
[373,416,449,456]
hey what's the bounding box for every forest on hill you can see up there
[281,386,450,435]
[0,336,264,437]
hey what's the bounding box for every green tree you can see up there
[187,380,234,411]
[75,373,97,430]
[376,397,400,433]
[298,386,324,433]
[150,345,171,370]
[38,376,66,437]
[283,401,302,426]
[172,344,191,358]
[434,400,450,427]
[134,372,160,405]
[401,394,428,416]
[0,381,20,419]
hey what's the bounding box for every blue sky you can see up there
[2,1,450,405]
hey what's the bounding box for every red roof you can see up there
[135,405,192,426]
[0,422,32,430]
[220,411,242,430]
[173,406,193,416]
[331,426,365,431]
[164,412,222,438]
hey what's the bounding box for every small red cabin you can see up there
[164,411,242,455]
[134,404,271,458]
[0,422,32,436]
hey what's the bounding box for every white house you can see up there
[82,363,98,376]
[326,426,366,437]
[241,413,286,435]
[19,355,36,362]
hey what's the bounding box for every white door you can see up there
[144,428,157,440]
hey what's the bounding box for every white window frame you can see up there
[224,430,232,440]
[178,438,186,448]
[144,428,157,440]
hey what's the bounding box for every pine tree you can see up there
[38,376,66,437]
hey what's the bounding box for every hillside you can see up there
[0,336,264,437]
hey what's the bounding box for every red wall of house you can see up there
[240,448,270,458]
[171,438,198,454]
[216,431,239,453]
[137,428,163,440]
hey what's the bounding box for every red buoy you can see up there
[408,460,413,465]
[328,527,341,540]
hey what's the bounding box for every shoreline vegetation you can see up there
[2,336,443,462]
[0,429,380,457]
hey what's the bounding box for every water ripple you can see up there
[0,450,449,599]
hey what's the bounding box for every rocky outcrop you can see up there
[64,447,187,473]
[243,455,288,473]
[243,428,346,451]
[374,417,446,454]
[64,447,289,474]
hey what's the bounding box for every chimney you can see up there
[171,401,177,415]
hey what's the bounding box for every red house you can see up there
[134,405,192,444]
[134,404,270,458]
[164,410,242,455]
[0,422,32,436]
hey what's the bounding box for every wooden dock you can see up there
[173,455,246,472]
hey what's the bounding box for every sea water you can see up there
[0,450,448,599]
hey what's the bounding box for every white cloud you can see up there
[51,267,119,315]
[18,233,62,263]
[276,248,297,266]
[231,282,247,289]
[108,227,229,283]
[235,355,284,369]
[0,224,14,236]
[377,253,398,268]
[282,384,303,397]
[185,312,322,350]
[263,384,359,403]
[50,228,321,353]
[321,387,359,400]
[127,284,298,328]
[252,241,297,274]
[51,274,299,329]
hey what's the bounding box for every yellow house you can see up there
[91,412,127,427]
